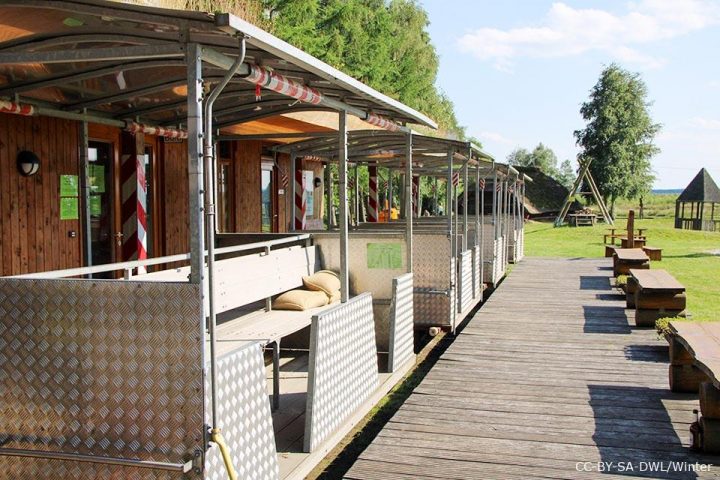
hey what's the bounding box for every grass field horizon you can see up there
[524,193,719,322]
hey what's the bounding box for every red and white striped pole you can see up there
[368,166,378,222]
[120,131,147,269]
[294,163,306,230]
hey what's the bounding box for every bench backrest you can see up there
[134,245,318,313]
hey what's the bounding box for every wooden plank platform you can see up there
[343,258,720,479]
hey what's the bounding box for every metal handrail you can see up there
[0,448,193,473]
[10,234,311,279]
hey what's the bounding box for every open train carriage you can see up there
[270,131,495,332]
[0,1,437,478]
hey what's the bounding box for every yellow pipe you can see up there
[210,428,238,480]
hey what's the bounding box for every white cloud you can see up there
[709,80,720,89]
[689,117,720,130]
[457,0,720,71]
[479,130,513,145]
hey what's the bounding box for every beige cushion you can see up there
[303,270,341,296]
[328,290,341,304]
[273,289,328,311]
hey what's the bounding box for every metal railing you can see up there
[10,234,311,280]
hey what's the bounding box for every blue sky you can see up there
[421,0,720,189]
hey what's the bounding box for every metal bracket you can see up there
[0,448,193,473]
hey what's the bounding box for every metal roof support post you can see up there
[203,40,245,443]
[474,162,481,248]
[290,152,297,232]
[454,169,460,258]
[405,132,413,273]
[354,164,360,225]
[492,169,498,244]
[480,165,486,294]
[338,110,350,302]
[186,43,207,444]
[446,149,455,333]
[325,162,332,229]
[79,120,92,273]
[503,177,509,265]
[463,159,469,252]
[447,151,454,259]
[416,175,422,217]
[388,169,394,221]
[187,44,205,287]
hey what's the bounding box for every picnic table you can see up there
[568,213,597,226]
[612,248,649,276]
[628,269,686,327]
[667,321,720,453]
[604,227,647,245]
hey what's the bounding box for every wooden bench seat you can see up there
[667,321,720,453]
[628,269,686,327]
[612,248,649,276]
[643,246,662,261]
[135,243,330,410]
[620,237,647,248]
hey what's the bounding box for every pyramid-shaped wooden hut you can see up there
[675,168,720,231]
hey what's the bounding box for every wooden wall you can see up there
[161,140,189,256]
[278,153,291,232]
[0,113,83,276]
[233,140,262,232]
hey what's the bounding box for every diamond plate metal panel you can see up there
[388,273,414,373]
[304,293,378,452]
[481,224,496,284]
[458,250,474,314]
[205,343,279,480]
[0,278,204,479]
[412,233,454,328]
[314,234,406,299]
[473,246,482,299]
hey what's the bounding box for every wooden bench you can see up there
[643,246,662,261]
[620,237,647,248]
[612,248,649,277]
[604,228,646,245]
[667,321,720,453]
[136,243,332,410]
[628,269,686,327]
[568,213,596,226]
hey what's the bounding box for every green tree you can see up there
[555,159,576,191]
[507,143,558,176]
[262,0,465,137]
[574,64,659,215]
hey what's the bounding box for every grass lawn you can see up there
[524,215,720,321]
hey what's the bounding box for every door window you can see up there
[88,141,113,275]
[261,168,273,232]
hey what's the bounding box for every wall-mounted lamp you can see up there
[17,150,40,177]
[313,177,322,189]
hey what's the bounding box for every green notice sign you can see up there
[89,195,102,216]
[367,243,403,269]
[60,197,78,220]
[60,174,79,197]
[89,165,105,193]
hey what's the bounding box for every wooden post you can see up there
[627,210,635,249]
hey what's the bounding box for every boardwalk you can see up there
[343,258,720,479]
